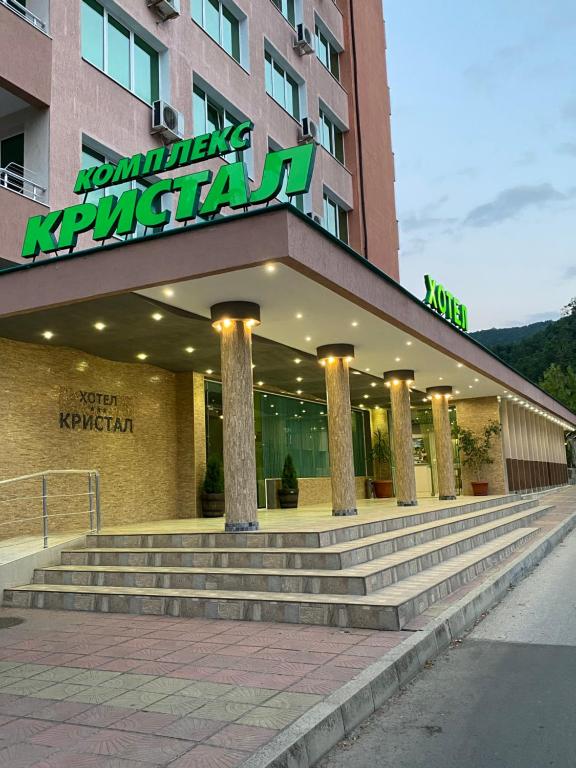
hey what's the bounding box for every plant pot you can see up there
[201,492,225,517]
[373,480,394,499]
[278,488,299,509]
[471,481,489,496]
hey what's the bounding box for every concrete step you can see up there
[35,506,553,596]
[4,528,538,630]
[87,494,520,550]
[63,499,540,570]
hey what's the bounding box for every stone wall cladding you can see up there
[0,337,180,535]
[456,397,507,496]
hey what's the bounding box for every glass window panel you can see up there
[205,0,220,43]
[287,74,299,119]
[335,129,344,163]
[265,53,273,95]
[316,28,328,68]
[272,62,285,108]
[206,100,223,132]
[107,16,130,89]
[324,195,337,236]
[330,47,340,79]
[191,0,203,24]
[285,0,295,25]
[134,37,158,104]
[222,5,240,61]
[81,146,105,206]
[81,0,104,70]
[193,86,207,134]
[338,206,349,243]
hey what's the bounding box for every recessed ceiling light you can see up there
[457,363,463,368]
[152,313,163,321]
[365,368,371,372]
[296,313,303,319]
[206,369,213,374]
[251,363,256,369]
[468,385,473,389]
[185,347,194,354]
[474,378,479,382]
[363,394,369,399]
[395,357,401,362]
[296,377,303,382]
[439,377,444,381]
[294,358,301,364]
[406,341,413,346]
[455,390,461,395]
[42,331,54,340]
[94,322,106,331]
[351,321,358,327]
[265,263,276,273]
[162,288,174,298]
[296,389,303,395]
[352,371,361,375]
[305,336,312,342]
[370,382,377,387]
[137,353,148,360]
[257,380,264,386]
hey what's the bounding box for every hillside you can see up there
[472,321,552,349]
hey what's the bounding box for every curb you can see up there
[240,507,576,768]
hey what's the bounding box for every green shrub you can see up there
[203,455,224,494]
[281,454,299,491]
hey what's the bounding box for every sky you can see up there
[384,0,576,330]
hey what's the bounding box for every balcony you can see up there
[0,0,51,107]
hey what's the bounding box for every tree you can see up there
[540,364,576,412]
[454,421,501,481]
[561,297,576,317]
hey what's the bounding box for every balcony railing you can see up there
[0,163,46,203]
[0,0,47,32]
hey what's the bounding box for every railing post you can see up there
[88,473,94,532]
[41,475,48,549]
[95,473,101,532]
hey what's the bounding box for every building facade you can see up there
[0,0,573,536]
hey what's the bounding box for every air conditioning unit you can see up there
[151,100,184,143]
[299,117,318,143]
[147,0,179,21]
[306,211,321,224]
[293,24,314,55]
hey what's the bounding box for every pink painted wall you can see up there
[0,4,52,107]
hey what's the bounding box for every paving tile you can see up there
[99,674,157,691]
[29,682,92,700]
[0,693,51,716]
[206,723,278,751]
[71,728,193,762]
[39,655,87,667]
[220,687,278,706]
[0,716,52,744]
[169,665,219,681]
[0,662,24,673]
[208,670,300,689]
[191,700,255,723]
[103,690,170,710]
[237,706,306,729]
[32,753,151,768]
[130,661,184,676]
[112,710,178,734]
[168,744,247,768]
[68,705,135,728]
[0,678,54,696]
[94,658,144,673]
[0,742,55,767]
[33,667,86,683]
[162,716,227,741]
[30,722,101,748]
[137,677,191,695]
[142,695,209,716]
[179,682,236,699]
[66,670,122,686]
[287,678,341,695]
[265,691,324,710]
[67,687,124,705]
[3,663,53,679]
[29,700,95,722]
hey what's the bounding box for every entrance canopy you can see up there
[0,204,574,428]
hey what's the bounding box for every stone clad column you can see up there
[211,302,260,532]
[427,386,457,500]
[317,344,357,517]
[385,370,417,506]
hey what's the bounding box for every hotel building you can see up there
[0,0,574,627]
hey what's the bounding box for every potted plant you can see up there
[455,421,501,496]
[278,454,299,509]
[371,429,394,498]
[201,455,225,517]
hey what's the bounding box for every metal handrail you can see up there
[0,470,101,548]
[0,163,46,203]
[0,0,47,31]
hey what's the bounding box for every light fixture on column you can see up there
[210,301,261,332]
[426,385,453,400]
[383,369,415,387]
[317,343,355,364]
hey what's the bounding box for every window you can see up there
[81,0,160,103]
[315,24,340,80]
[0,133,25,193]
[268,140,304,211]
[265,51,300,120]
[192,0,241,63]
[270,0,295,26]
[323,192,348,244]
[81,145,164,239]
[192,85,251,168]
[319,109,344,163]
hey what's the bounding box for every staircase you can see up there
[3,495,553,630]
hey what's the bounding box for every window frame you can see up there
[318,106,345,164]
[323,190,349,244]
[269,0,296,27]
[81,142,168,240]
[314,18,341,81]
[81,0,161,104]
[191,0,244,65]
[264,47,302,121]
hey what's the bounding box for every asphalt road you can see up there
[318,528,576,768]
